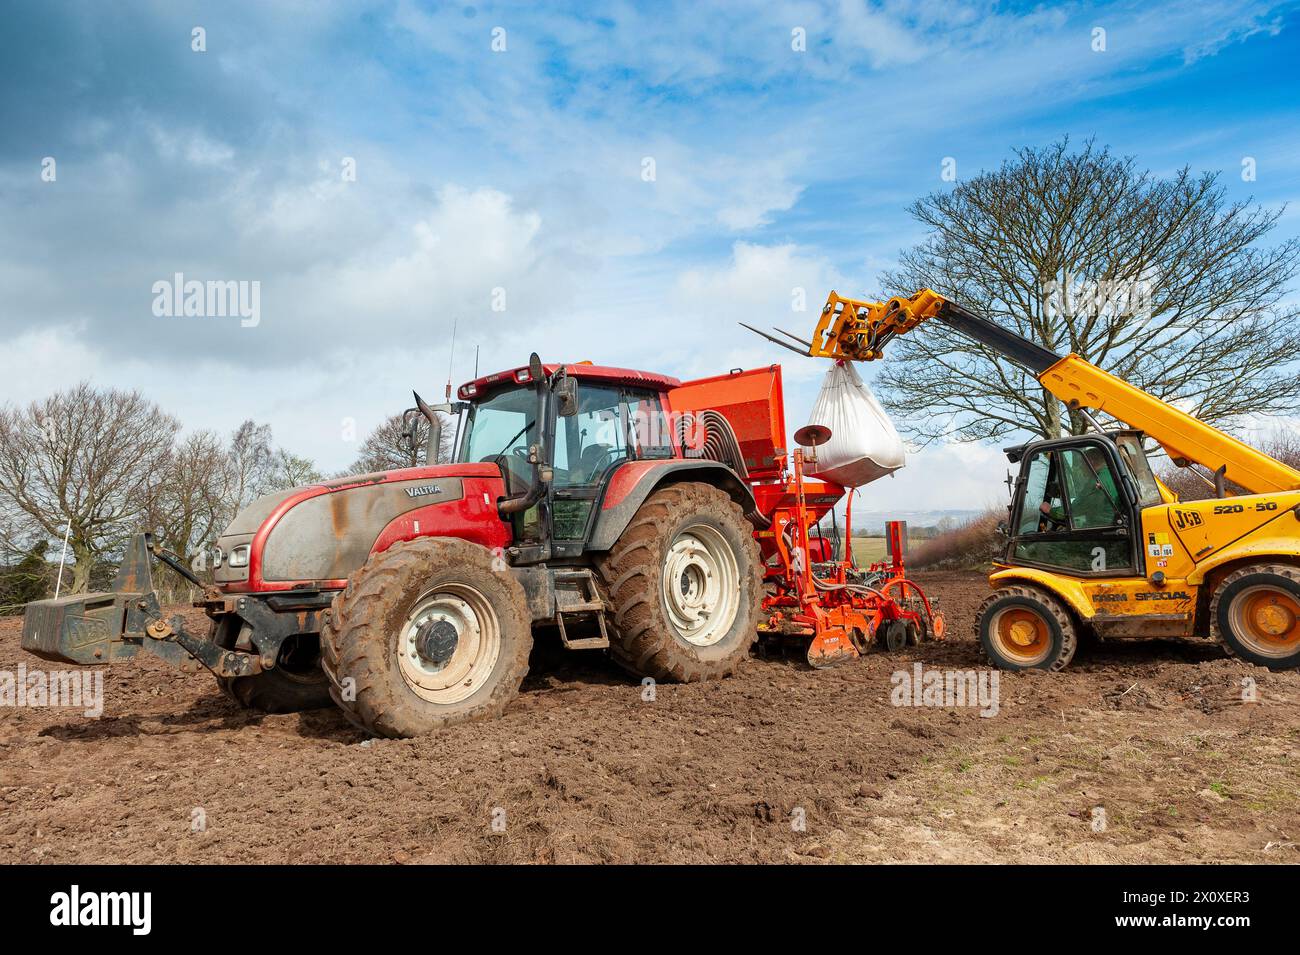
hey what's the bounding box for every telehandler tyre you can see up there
[320,537,532,738]
[1210,563,1300,670]
[596,482,762,682]
[976,585,1078,672]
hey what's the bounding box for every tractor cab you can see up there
[434,356,683,562]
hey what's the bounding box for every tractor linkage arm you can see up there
[750,289,1300,497]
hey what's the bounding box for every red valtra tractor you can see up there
[22,355,942,737]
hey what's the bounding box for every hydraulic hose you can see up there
[679,410,772,529]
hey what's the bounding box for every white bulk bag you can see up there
[804,361,906,487]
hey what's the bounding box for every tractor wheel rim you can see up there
[989,606,1051,665]
[398,585,501,704]
[661,524,740,647]
[1229,584,1300,659]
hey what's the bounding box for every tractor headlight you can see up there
[226,544,250,568]
[211,545,223,569]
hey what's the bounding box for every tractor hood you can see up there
[214,463,510,593]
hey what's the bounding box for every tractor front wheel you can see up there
[320,537,532,738]
[1210,563,1300,670]
[596,482,762,682]
[976,585,1077,672]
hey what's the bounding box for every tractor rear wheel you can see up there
[320,537,532,738]
[595,482,761,682]
[976,585,1077,672]
[1210,563,1300,670]
[216,633,332,713]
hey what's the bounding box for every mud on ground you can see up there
[1,571,1297,864]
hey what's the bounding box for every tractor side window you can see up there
[553,384,628,488]
[626,392,673,458]
[550,383,631,541]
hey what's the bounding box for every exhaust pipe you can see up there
[413,390,442,464]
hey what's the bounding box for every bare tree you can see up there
[436,411,457,463]
[0,505,50,612]
[209,422,326,531]
[876,139,1300,442]
[140,429,229,562]
[348,413,427,474]
[0,539,50,613]
[267,449,324,490]
[0,383,179,593]
[224,420,275,511]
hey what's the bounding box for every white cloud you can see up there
[287,184,548,329]
[666,241,850,379]
[835,0,933,67]
[1182,11,1283,64]
[3,0,1296,517]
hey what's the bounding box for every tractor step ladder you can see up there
[552,569,610,650]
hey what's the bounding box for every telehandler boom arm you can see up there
[786,289,1300,496]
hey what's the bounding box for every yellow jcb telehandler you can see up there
[747,289,1300,672]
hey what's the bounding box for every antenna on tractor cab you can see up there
[445,318,458,402]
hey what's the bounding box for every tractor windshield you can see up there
[460,386,538,464]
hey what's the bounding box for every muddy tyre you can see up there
[595,482,762,682]
[320,537,532,738]
[976,585,1077,672]
[1210,563,1300,670]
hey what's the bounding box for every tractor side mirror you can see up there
[554,375,578,417]
[996,522,1008,538]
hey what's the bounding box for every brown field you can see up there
[1,570,1297,864]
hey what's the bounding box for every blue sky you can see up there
[2,0,1298,513]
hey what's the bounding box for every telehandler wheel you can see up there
[320,537,532,738]
[596,482,762,682]
[1210,563,1300,670]
[976,585,1078,672]
[216,640,332,714]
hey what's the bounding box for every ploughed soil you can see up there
[2,571,1297,864]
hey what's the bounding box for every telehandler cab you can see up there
[751,289,1300,672]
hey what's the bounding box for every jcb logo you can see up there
[1173,509,1202,530]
